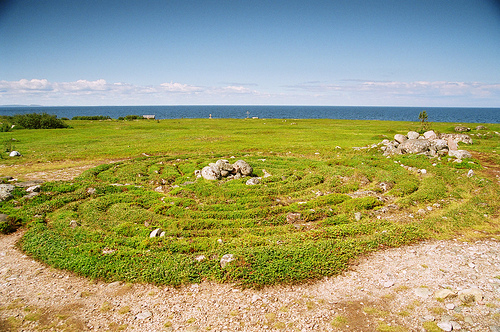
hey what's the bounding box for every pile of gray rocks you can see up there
[195,159,253,181]
[380,130,473,159]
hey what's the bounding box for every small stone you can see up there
[383,280,395,288]
[26,185,41,192]
[420,169,427,174]
[107,281,122,288]
[9,151,21,157]
[149,228,162,238]
[136,311,152,320]
[246,177,261,185]
[286,212,301,223]
[194,255,205,262]
[251,294,261,303]
[437,321,453,331]
[446,303,455,310]
[458,288,483,303]
[87,187,96,194]
[354,212,362,221]
[414,287,433,298]
[220,254,235,268]
[450,321,461,330]
[467,169,474,178]
[435,289,456,300]
[217,238,223,244]
[69,220,79,228]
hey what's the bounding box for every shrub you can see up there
[12,113,68,129]
[0,123,12,132]
[72,115,111,120]
[124,115,142,120]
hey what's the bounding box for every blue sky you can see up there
[1,0,499,106]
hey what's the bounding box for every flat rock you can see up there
[435,289,456,300]
[437,321,453,331]
[448,150,472,159]
[136,311,152,320]
[414,287,433,298]
[458,288,483,303]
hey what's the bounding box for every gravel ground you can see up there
[1,231,499,331]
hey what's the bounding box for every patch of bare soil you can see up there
[1,230,500,331]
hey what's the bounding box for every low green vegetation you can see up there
[0,112,68,130]
[0,118,499,287]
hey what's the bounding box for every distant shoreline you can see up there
[1,105,499,123]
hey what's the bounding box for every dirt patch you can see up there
[1,230,500,331]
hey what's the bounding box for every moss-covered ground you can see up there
[1,118,499,287]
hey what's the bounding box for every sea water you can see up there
[0,106,498,123]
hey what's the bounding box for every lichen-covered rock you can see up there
[400,139,431,154]
[201,165,221,180]
[407,131,420,139]
[423,130,437,140]
[394,134,407,144]
[233,160,253,176]
[0,184,15,201]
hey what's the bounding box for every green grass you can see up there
[1,118,499,287]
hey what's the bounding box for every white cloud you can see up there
[160,82,203,93]
[0,78,499,106]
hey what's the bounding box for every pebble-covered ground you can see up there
[1,230,499,332]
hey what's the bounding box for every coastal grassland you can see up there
[1,118,498,175]
[1,119,499,287]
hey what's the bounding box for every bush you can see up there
[0,123,12,132]
[119,115,142,120]
[12,113,68,129]
[72,115,111,120]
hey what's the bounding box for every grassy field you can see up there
[1,118,499,287]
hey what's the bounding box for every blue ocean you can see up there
[0,106,498,123]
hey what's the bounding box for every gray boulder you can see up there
[0,184,15,201]
[400,139,431,154]
[431,139,448,151]
[407,131,420,139]
[201,165,221,180]
[423,130,437,140]
[394,134,407,144]
[215,159,234,172]
[449,150,472,159]
[233,160,253,176]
